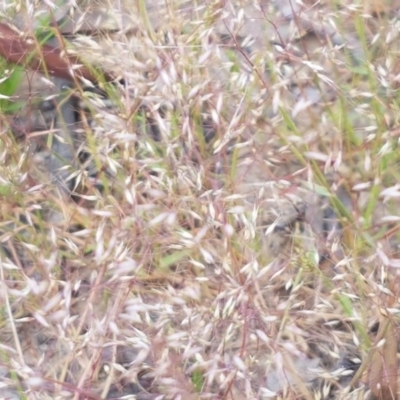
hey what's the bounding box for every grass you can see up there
[0,0,400,399]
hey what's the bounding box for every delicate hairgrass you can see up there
[1,0,400,398]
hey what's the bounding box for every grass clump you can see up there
[0,0,400,399]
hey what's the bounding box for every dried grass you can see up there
[0,0,400,399]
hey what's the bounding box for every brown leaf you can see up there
[0,22,112,83]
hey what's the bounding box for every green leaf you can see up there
[0,66,24,112]
[159,250,190,269]
[338,293,353,317]
[0,184,11,197]
[301,181,332,197]
[191,368,204,392]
